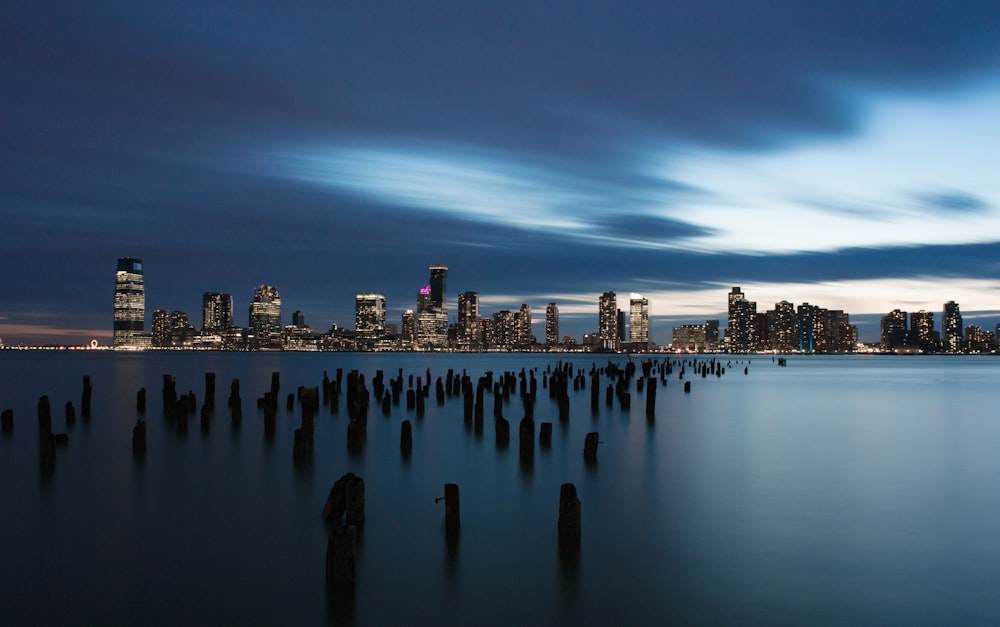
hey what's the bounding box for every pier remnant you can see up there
[584,432,599,462]
[1,409,12,433]
[539,421,552,448]
[326,525,357,588]
[400,420,413,455]
[557,483,581,546]
[132,419,147,456]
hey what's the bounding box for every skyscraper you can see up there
[457,291,480,348]
[880,309,908,351]
[599,291,618,351]
[429,265,448,312]
[943,301,963,353]
[355,293,387,338]
[726,287,757,353]
[202,292,233,333]
[249,285,281,336]
[516,303,532,348]
[768,301,797,352]
[401,310,415,343]
[113,257,145,347]
[910,310,936,352]
[151,309,170,348]
[629,294,649,346]
[545,303,559,346]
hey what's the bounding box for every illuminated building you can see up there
[942,301,963,353]
[798,303,816,353]
[113,257,145,347]
[401,310,415,343]
[516,303,532,348]
[672,324,707,352]
[492,309,516,349]
[768,301,797,352]
[599,292,618,351]
[355,293,387,338]
[545,303,559,346]
[202,292,233,333]
[457,291,480,348]
[910,311,936,352]
[151,309,170,348]
[249,285,282,336]
[880,309,908,351]
[705,320,720,351]
[726,287,757,353]
[629,294,649,346]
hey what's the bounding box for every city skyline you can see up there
[5,4,1000,345]
[98,256,988,353]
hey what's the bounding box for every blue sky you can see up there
[3,1,1000,344]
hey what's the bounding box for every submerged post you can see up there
[557,483,581,546]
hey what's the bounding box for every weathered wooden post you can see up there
[1,408,12,433]
[539,421,553,448]
[132,419,147,456]
[558,483,581,546]
[684,381,691,393]
[81,375,92,419]
[136,387,146,413]
[65,401,76,425]
[37,395,52,434]
[584,432,599,462]
[326,525,357,588]
[645,378,656,420]
[401,420,413,455]
[519,416,534,462]
[39,432,56,473]
[495,415,510,447]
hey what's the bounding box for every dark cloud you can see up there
[914,190,989,214]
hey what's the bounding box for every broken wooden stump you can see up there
[557,483,581,546]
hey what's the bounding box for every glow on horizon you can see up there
[500,277,1000,321]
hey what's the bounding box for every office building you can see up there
[249,285,282,336]
[202,292,233,333]
[672,324,707,352]
[910,311,936,352]
[355,293,387,338]
[113,257,145,347]
[942,301,963,353]
[599,292,618,351]
[768,301,797,352]
[629,294,649,346]
[516,303,532,348]
[545,303,559,346]
[401,310,416,343]
[151,309,170,348]
[457,291,480,347]
[726,287,757,353]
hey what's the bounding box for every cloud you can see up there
[913,191,989,214]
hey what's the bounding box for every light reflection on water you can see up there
[1,353,999,625]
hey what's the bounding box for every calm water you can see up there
[1,352,999,626]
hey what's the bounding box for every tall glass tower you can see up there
[599,291,618,351]
[629,294,649,346]
[113,257,145,347]
[249,285,282,336]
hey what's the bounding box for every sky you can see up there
[4,1,1000,345]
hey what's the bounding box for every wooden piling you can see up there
[326,525,357,588]
[557,483,581,546]
[65,401,76,425]
[37,396,52,434]
[1,408,12,433]
[539,422,552,448]
[584,432,599,462]
[132,419,147,456]
[401,420,412,455]
[136,387,146,413]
